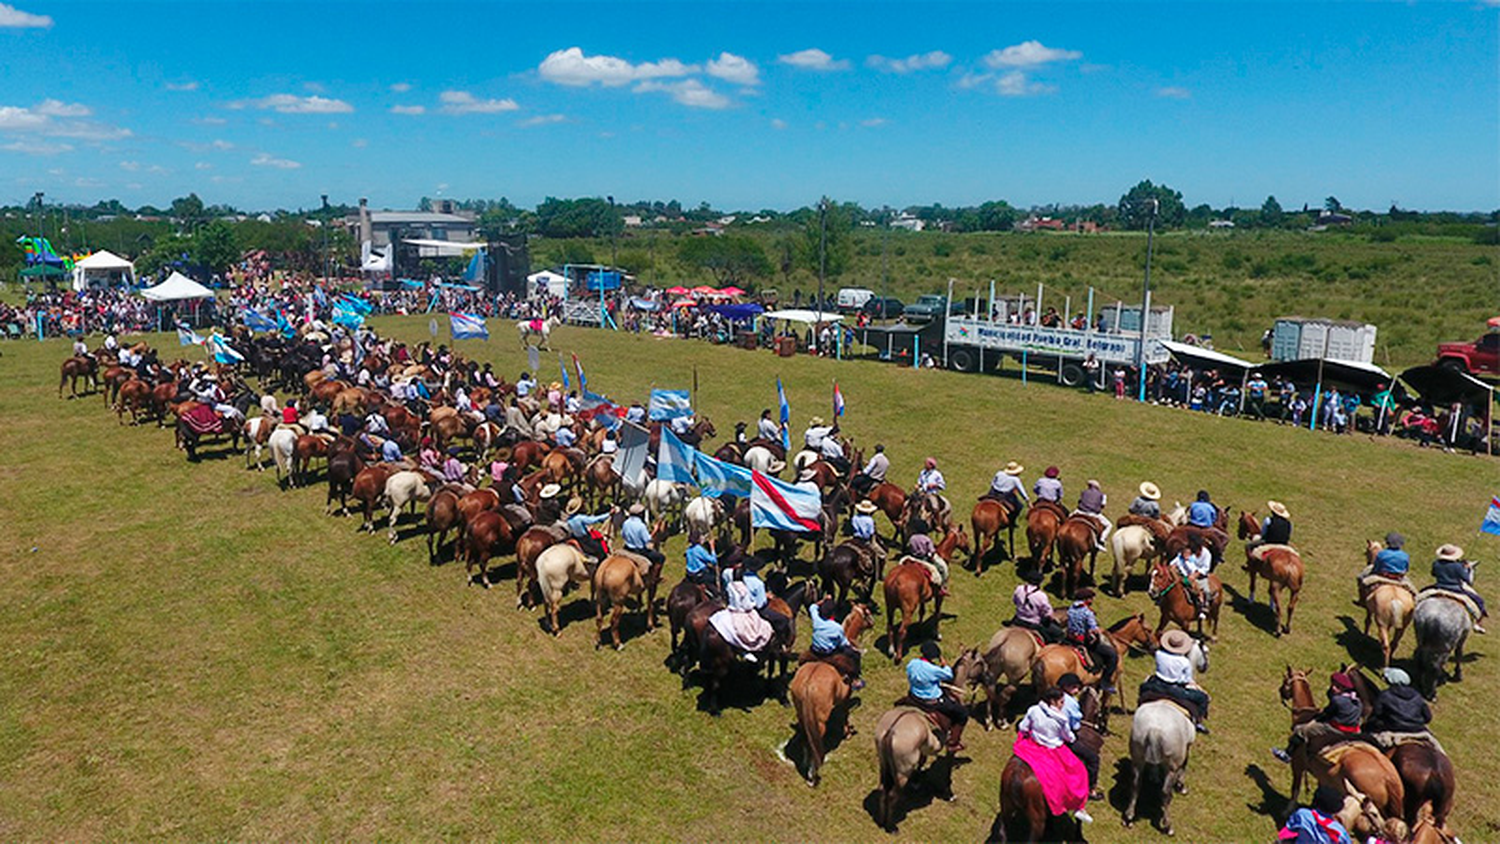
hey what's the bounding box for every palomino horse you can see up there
[971,498,1019,576]
[1055,515,1102,599]
[1279,667,1405,824]
[872,650,985,831]
[1032,613,1158,726]
[1110,524,1165,596]
[1147,559,1223,641]
[592,519,671,650]
[518,314,562,349]
[995,686,1106,843]
[1360,540,1415,668]
[789,603,875,786]
[534,541,590,635]
[1238,513,1304,636]
[1024,501,1065,570]
[882,527,967,660]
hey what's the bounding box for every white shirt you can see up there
[303,409,329,432]
[820,437,844,459]
[1173,548,1212,579]
[917,468,945,492]
[1153,650,1197,684]
[600,438,618,454]
[757,418,781,441]
[804,425,832,448]
[1017,702,1075,748]
[862,453,889,481]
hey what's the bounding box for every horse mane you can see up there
[1106,614,1140,633]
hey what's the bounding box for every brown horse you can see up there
[996,687,1105,843]
[1279,667,1405,825]
[882,528,966,660]
[1361,540,1416,668]
[1341,665,1457,833]
[325,442,364,516]
[542,447,585,488]
[863,482,908,528]
[1025,501,1065,570]
[592,519,670,650]
[59,355,98,398]
[509,440,550,473]
[1055,515,1102,599]
[583,454,619,508]
[351,464,397,532]
[115,378,153,425]
[464,510,517,585]
[1147,559,1222,641]
[101,365,131,407]
[293,434,330,486]
[790,603,876,786]
[425,486,464,566]
[1033,613,1158,723]
[1237,511,1305,636]
[513,524,565,608]
[971,498,1019,575]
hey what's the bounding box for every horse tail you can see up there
[793,672,826,774]
[876,718,899,794]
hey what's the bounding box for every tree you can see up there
[1324,196,1343,212]
[193,220,238,275]
[169,193,206,231]
[534,197,621,239]
[1116,180,1185,230]
[1260,195,1284,228]
[797,199,853,281]
[677,235,771,286]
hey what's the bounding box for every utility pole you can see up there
[321,194,330,282]
[1137,197,1159,402]
[880,206,891,320]
[608,196,618,274]
[818,196,828,314]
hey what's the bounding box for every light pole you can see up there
[817,196,828,314]
[1136,197,1159,402]
[880,206,891,320]
[607,195,618,274]
[321,194,330,282]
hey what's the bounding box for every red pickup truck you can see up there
[1436,332,1500,376]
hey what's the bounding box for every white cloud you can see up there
[518,113,567,127]
[770,118,787,130]
[996,71,1055,97]
[233,94,354,114]
[984,41,1082,68]
[867,51,951,73]
[351,138,368,148]
[35,99,90,117]
[0,105,49,131]
[390,104,426,115]
[303,81,326,93]
[706,52,759,85]
[73,177,104,188]
[0,139,71,155]
[956,71,993,89]
[250,152,301,169]
[193,116,227,125]
[1156,86,1192,100]
[438,91,519,114]
[538,47,698,87]
[0,101,130,140]
[212,139,233,150]
[860,117,887,127]
[389,82,412,93]
[118,160,140,171]
[633,79,730,109]
[166,81,199,92]
[195,161,212,169]
[0,3,51,28]
[778,48,849,71]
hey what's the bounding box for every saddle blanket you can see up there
[1318,740,1380,767]
[1416,588,1482,622]
[525,319,546,332]
[1249,543,1297,561]
[709,608,773,653]
[1369,730,1447,756]
[180,403,223,435]
[1359,573,1416,593]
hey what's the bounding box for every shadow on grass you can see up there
[1223,582,1280,637]
[872,607,956,664]
[1109,755,1164,832]
[1244,762,1291,825]
[863,755,967,833]
[783,696,863,783]
[1333,615,1392,669]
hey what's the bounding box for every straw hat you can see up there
[798,467,817,482]
[1161,629,1194,655]
[809,415,825,426]
[1003,461,1024,476]
[539,483,562,500]
[564,496,584,516]
[628,502,645,516]
[1436,544,1464,561]
[1139,481,1162,501]
[855,500,878,515]
[768,459,787,474]
[1268,500,1290,519]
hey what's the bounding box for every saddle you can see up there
[1137,692,1197,723]
[1359,571,1416,594]
[1317,739,1381,767]
[1416,588,1483,622]
[799,649,859,679]
[1033,499,1069,520]
[1248,543,1296,562]
[893,695,953,737]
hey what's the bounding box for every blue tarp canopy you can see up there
[704,302,764,321]
[398,278,425,289]
[436,281,481,291]
[629,297,661,311]
[584,270,622,292]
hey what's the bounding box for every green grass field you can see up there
[2,317,1496,841]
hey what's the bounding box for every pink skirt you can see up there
[1012,734,1089,815]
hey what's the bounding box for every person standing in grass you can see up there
[1245,372,1269,420]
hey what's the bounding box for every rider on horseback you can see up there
[1246,500,1293,559]
[849,500,884,562]
[684,535,719,594]
[905,641,967,753]
[1278,785,1353,844]
[1365,667,1443,753]
[903,533,950,598]
[1358,532,1412,603]
[1057,673,1105,801]
[1128,481,1162,520]
[1015,686,1094,824]
[1187,490,1226,566]
[1138,630,1211,734]
[808,598,865,690]
[720,557,791,659]
[620,503,665,569]
[756,408,781,443]
[1171,534,1214,620]
[1065,589,1118,693]
[850,443,887,498]
[914,457,948,528]
[1033,466,1065,511]
[983,461,1028,521]
[1009,569,1064,643]
[1272,672,1367,764]
[564,497,614,565]
[1076,480,1111,551]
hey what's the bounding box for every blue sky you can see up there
[0,1,1495,212]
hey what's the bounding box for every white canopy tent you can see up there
[401,238,485,257]
[527,269,568,298]
[71,250,135,291]
[140,271,214,302]
[761,309,844,324]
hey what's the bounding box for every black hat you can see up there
[742,555,765,573]
[919,641,941,661]
[1073,587,1096,601]
[1312,784,1345,816]
[1058,672,1083,690]
[1196,490,1211,502]
[1021,569,1045,585]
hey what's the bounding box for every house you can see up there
[1074,220,1103,234]
[890,213,925,232]
[1316,211,1353,226]
[1015,216,1066,232]
[622,215,644,228]
[1208,219,1236,229]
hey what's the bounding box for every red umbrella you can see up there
[691,285,718,294]
[673,297,697,308]
[666,286,691,295]
[719,286,746,296]
[1488,316,1500,329]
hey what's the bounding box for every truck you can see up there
[1436,331,1500,376]
[903,294,964,323]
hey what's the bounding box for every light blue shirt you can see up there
[566,512,609,539]
[1060,692,1083,731]
[1188,500,1218,527]
[809,604,849,653]
[620,516,651,550]
[850,513,876,540]
[905,657,953,701]
[990,472,1027,499]
[380,439,402,462]
[722,570,767,609]
[515,378,534,397]
[555,426,576,447]
[1373,548,1410,575]
[1066,602,1098,638]
[685,544,716,575]
[625,405,646,424]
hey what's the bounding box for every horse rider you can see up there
[278,399,306,437]
[302,403,334,442]
[1009,569,1063,643]
[71,336,92,361]
[554,418,577,448]
[514,371,536,398]
[535,483,564,525]
[905,641,968,753]
[441,448,471,491]
[1271,671,1366,764]
[1278,784,1352,844]
[625,402,646,425]
[620,503,665,570]
[818,427,851,476]
[851,443,888,498]
[1365,667,1444,753]
[1356,532,1415,606]
[1138,629,1211,734]
[1171,533,1214,620]
[1065,588,1118,693]
[668,410,696,444]
[1015,686,1093,824]
[1057,673,1105,801]
[1124,481,1162,522]
[803,415,833,451]
[914,457,949,528]
[808,598,865,690]
[600,429,619,456]
[1246,500,1293,556]
[1033,466,1065,510]
[983,461,1029,522]
[1429,543,1487,633]
[730,556,792,648]
[564,497,615,565]
[757,408,782,442]
[1187,489,1228,566]
[904,533,950,597]
[1076,480,1111,551]
[850,500,884,562]
[684,535,719,594]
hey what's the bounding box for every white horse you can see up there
[1110,524,1163,595]
[1165,502,1187,526]
[684,495,726,542]
[743,445,785,476]
[382,470,433,545]
[519,314,562,349]
[643,479,690,524]
[1124,639,1208,835]
[535,542,590,634]
[268,427,298,489]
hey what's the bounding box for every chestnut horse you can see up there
[464,510,517,586]
[592,519,671,650]
[425,486,464,566]
[1342,665,1457,833]
[996,687,1105,843]
[59,355,98,398]
[1032,613,1158,725]
[788,603,876,786]
[1024,501,1066,570]
[1147,559,1222,641]
[1055,515,1102,599]
[863,482,911,540]
[1360,540,1415,668]
[513,524,566,609]
[1238,510,1305,636]
[1279,667,1405,826]
[971,498,1019,576]
[882,527,967,660]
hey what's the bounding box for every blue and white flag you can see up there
[177,324,204,346]
[613,421,650,491]
[206,332,244,364]
[449,312,489,340]
[694,451,752,499]
[559,353,571,390]
[776,377,791,451]
[572,353,588,394]
[330,302,365,329]
[242,309,278,333]
[649,388,693,421]
[750,470,822,532]
[275,308,297,339]
[313,286,328,308]
[1483,496,1500,537]
[336,293,372,314]
[657,427,698,485]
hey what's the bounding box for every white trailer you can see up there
[1270,317,1378,364]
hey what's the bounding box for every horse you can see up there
[971,498,1018,576]
[59,355,98,398]
[425,486,464,566]
[643,479,691,525]
[268,426,299,490]
[1055,515,1102,599]
[1024,501,1066,570]
[1147,559,1222,641]
[1123,698,1198,835]
[513,524,566,609]
[1389,741,1457,834]
[872,649,985,831]
[683,495,726,543]
[882,527,967,660]
[995,686,1106,843]
[1279,667,1405,825]
[101,365,131,408]
[742,444,784,477]
[593,519,670,650]
[1412,594,1473,700]
[115,378,153,425]
[518,314,562,349]
[789,603,875,786]
[350,464,396,532]
[382,470,433,544]
[1032,613,1158,725]
[583,455,619,508]
[1110,524,1164,596]
[292,435,331,486]
[817,539,883,607]
[1360,540,1415,668]
[242,415,273,470]
[1240,533,1305,637]
[976,612,1073,731]
[464,510,517,586]
[534,541,590,634]
[325,442,364,516]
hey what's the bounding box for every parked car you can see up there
[902,294,962,323]
[1436,331,1500,376]
[860,297,905,319]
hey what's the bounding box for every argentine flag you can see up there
[649,388,693,421]
[694,451,752,499]
[777,377,791,451]
[177,324,204,346]
[206,332,245,364]
[449,312,489,340]
[657,427,698,485]
[242,309,278,333]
